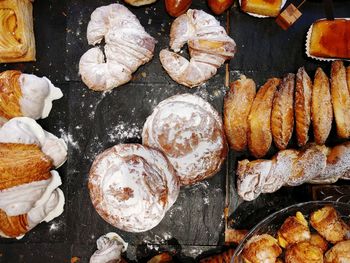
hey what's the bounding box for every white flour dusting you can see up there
[107,122,141,142]
[59,128,79,150]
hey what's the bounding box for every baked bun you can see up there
[88,144,180,232]
[142,94,227,185]
[285,241,324,263]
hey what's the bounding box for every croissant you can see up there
[0,70,63,125]
[237,141,350,201]
[160,9,236,88]
[79,4,156,91]
[0,0,35,63]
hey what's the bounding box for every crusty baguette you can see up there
[330,61,350,139]
[248,78,280,158]
[271,73,295,150]
[295,67,312,146]
[224,75,256,151]
[312,67,333,144]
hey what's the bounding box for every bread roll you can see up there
[295,67,312,146]
[271,73,295,150]
[248,78,280,158]
[224,75,256,151]
[331,60,350,139]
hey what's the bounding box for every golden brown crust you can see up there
[285,241,324,263]
[310,233,328,253]
[312,67,333,145]
[241,0,282,17]
[199,249,235,263]
[224,228,248,244]
[325,240,350,263]
[224,75,256,152]
[0,143,53,190]
[248,78,280,158]
[271,73,295,150]
[310,206,350,244]
[331,61,350,139]
[295,67,312,146]
[0,209,28,238]
[0,70,23,120]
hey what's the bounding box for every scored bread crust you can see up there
[295,67,312,147]
[248,78,280,158]
[331,61,350,139]
[271,73,295,150]
[224,75,256,152]
[312,67,333,145]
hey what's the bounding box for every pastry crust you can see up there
[271,73,295,150]
[0,0,35,63]
[325,240,350,263]
[0,209,28,238]
[0,70,22,120]
[312,67,333,145]
[224,75,256,151]
[248,78,280,158]
[331,60,350,139]
[199,249,235,263]
[241,0,282,17]
[295,67,312,146]
[285,241,324,263]
[310,233,328,253]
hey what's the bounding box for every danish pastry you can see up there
[88,144,180,232]
[142,94,227,185]
[285,241,324,263]
[325,240,350,263]
[224,75,256,152]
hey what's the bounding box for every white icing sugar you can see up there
[59,128,80,150]
[107,122,141,142]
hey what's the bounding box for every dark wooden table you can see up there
[0,0,349,262]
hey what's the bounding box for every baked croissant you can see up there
[0,0,35,63]
[237,141,350,201]
[0,117,67,238]
[160,9,236,88]
[0,70,63,125]
[79,4,156,91]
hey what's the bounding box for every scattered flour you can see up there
[107,122,141,142]
[59,128,79,150]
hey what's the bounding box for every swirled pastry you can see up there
[0,0,35,63]
[0,70,63,125]
[79,4,156,91]
[142,94,227,185]
[160,9,236,87]
[89,144,180,232]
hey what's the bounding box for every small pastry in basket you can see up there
[142,94,227,185]
[312,67,333,145]
[0,70,63,125]
[295,67,312,147]
[242,234,282,263]
[310,206,350,244]
[285,241,324,263]
[331,60,350,139]
[309,19,350,59]
[310,233,328,253]
[224,75,256,152]
[241,0,282,17]
[324,240,350,263]
[271,73,295,150]
[248,78,280,158]
[0,0,36,63]
[277,212,310,248]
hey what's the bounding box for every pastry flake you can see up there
[0,0,35,63]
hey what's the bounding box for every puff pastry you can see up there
[285,241,324,263]
[295,67,312,147]
[312,67,333,145]
[325,240,350,263]
[331,60,350,139]
[271,73,295,150]
[224,75,256,152]
[310,234,328,253]
[248,78,280,158]
[0,0,35,63]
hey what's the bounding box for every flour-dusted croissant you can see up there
[160,9,236,88]
[79,4,156,91]
[0,0,36,63]
[237,141,350,201]
[0,70,63,125]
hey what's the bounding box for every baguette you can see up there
[311,67,333,145]
[295,67,312,146]
[224,75,256,152]
[248,78,280,158]
[330,61,350,139]
[271,73,295,150]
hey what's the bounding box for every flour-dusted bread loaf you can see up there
[311,67,333,145]
[271,73,295,150]
[224,75,256,152]
[142,94,227,185]
[248,78,280,158]
[88,144,180,232]
[331,60,350,139]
